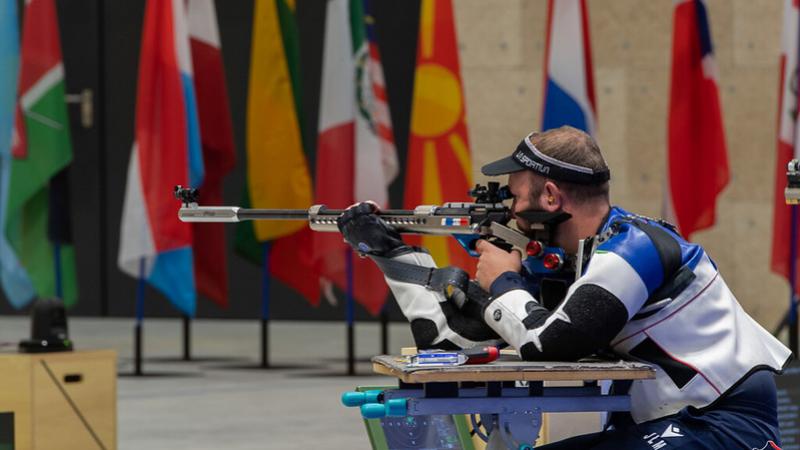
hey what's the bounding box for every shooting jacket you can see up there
[379,206,791,424]
[482,206,791,423]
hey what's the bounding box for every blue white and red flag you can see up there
[118,0,203,316]
[664,0,729,239]
[541,0,596,135]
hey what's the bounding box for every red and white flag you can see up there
[313,0,394,315]
[772,0,800,293]
[187,0,236,307]
[664,0,729,239]
[118,0,202,316]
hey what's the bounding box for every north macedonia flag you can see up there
[404,0,475,272]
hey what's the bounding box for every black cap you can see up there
[481,135,610,185]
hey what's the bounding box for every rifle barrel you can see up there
[238,209,312,220]
[179,206,422,223]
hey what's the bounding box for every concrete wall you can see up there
[455,0,787,328]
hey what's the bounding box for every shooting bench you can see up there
[343,353,655,450]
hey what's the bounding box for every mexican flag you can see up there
[6,0,77,308]
[312,0,396,315]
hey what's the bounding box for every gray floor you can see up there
[0,316,417,450]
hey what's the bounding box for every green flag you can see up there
[6,0,77,307]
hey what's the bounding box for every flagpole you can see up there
[182,314,191,361]
[345,249,355,376]
[380,304,389,355]
[789,205,799,356]
[53,242,63,300]
[134,257,146,376]
[261,242,271,368]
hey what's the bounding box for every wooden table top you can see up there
[372,354,656,384]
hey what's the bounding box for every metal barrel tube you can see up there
[238,209,314,220]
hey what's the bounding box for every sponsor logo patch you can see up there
[514,151,550,175]
[642,424,683,449]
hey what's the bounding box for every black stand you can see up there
[182,315,191,361]
[134,259,146,376]
[347,322,355,376]
[261,318,269,368]
[134,322,143,376]
[380,309,389,355]
[791,308,799,357]
[345,251,356,376]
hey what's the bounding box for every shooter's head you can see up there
[481,126,611,252]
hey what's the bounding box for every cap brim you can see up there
[481,156,526,176]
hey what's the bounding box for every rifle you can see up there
[174,182,571,274]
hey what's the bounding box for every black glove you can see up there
[337,202,406,256]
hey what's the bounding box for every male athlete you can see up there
[337,126,791,449]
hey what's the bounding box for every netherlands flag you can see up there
[541,0,596,135]
[118,0,203,316]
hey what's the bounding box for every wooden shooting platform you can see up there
[372,354,656,384]
[0,349,116,450]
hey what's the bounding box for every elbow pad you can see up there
[380,250,503,350]
[484,284,628,361]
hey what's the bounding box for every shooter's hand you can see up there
[337,202,405,257]
[475,240,522,291]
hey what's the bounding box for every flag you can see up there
[313,0,393,315]
[664,0,729,239]
[234,0,320,304]
[5,0,77,308]
[187,0,236,307]
[541,0,596,135]
[404,0,474,272]
[118,0,203,316]
[772,0,800,293]
[356,0,399,206]
[0,0,37,308]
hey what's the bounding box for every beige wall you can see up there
[453,0,788,329]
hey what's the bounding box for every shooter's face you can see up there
[508,171,560,236]
[508,171,537,233]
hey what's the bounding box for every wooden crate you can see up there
[0,350,116,450]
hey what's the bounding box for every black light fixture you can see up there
[18,298,73,353]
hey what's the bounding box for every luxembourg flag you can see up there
[118,0,203,316]
[541,0,596,135]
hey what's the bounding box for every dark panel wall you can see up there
[1,0,421,322]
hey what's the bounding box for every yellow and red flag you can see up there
[404,0,474,272]
[234,0,321,305]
